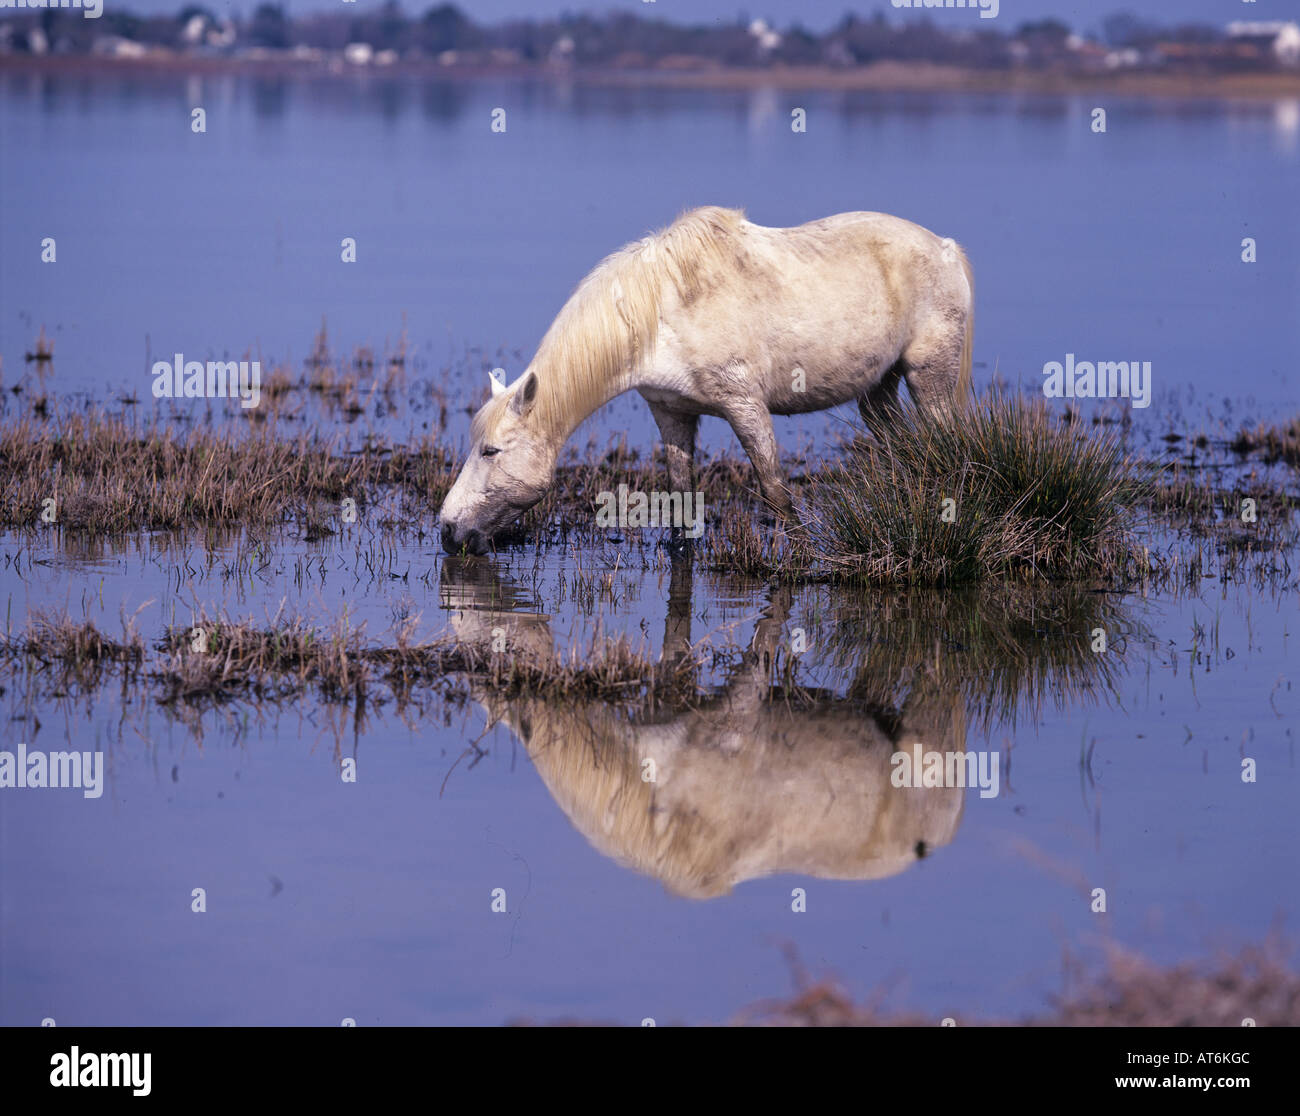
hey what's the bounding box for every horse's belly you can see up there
[768,384,856,416]
[765,353,894,415]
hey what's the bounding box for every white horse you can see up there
[440,206,974,554]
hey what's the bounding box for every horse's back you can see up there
[651,209,971,417]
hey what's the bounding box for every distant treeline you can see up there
[2,4,1291,73]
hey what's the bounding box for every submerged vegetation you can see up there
[1232,414,1300,469]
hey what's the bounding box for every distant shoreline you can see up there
[4,54,1300,100]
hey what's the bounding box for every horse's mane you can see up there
[473,205,747,444]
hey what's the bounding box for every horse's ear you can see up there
[511,371,538,416]
[489,369,506,397]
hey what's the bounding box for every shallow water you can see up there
[1,516,1296,1025]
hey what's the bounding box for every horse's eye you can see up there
[481,445,501,458]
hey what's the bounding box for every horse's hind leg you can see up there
[900,327,966,425]
[858,360,907,436]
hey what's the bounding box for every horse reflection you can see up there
[439,553,966,899]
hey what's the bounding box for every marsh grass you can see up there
[0,612,147,691]
[0,409,456,534]
[1,396,1295,590]
[702,505,819,579]
[804,396,1147,585]
[530,441,760,546]
[2,612,145,660]
[372,627,706,707]
[156,615,371,704]
[1045,942,1300,1026]
[1145,465,1298,551]
[0,580,1141,728]
[1232,415,1300,468]
[3,609,709,709]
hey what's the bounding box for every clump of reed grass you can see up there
[1,613,146,665]
[806,395,1146,585]
[1231,414,1300,468]
[0,612,147,690]
[157,616,369,704]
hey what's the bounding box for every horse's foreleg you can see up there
[721,399,794,520]
[646,400,701,546]
[646,400,698,495]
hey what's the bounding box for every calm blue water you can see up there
[2,72,1298,451]
[1,528,1297,1025]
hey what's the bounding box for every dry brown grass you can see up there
[0,612,148,691]
[156,615,371,704]
[0,408,456,534]
[1,609,710,709]
[1231,415,1300,468]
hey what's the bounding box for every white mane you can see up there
[473,205,748,444]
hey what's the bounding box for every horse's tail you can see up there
[955,242,975,405]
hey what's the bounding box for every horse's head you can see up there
[440,370,555,555]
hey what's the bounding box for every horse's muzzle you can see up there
[441,522,488,556]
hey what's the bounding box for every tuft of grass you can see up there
[0,612,147,690]
[2,614,145,663]
[806,395,1147,585]
[1231,414,1300,468]
[157,616,370,705]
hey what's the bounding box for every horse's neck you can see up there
[538,364,636,450]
